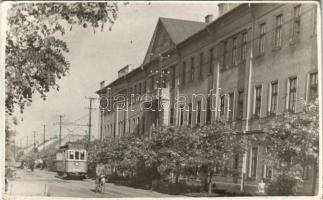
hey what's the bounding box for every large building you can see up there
[96,3,319,194]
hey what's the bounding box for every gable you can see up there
[143,21,175,65]
[142,18,206,66]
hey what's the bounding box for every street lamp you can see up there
[148,54,170,127]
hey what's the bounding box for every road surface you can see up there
[6,168,173,198]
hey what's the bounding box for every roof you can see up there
[97,17,206,94]
[178,4,245,47]
[159,17,206,44]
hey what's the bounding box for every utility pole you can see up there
[42,124,46,151]
[33,131,36,148]
[59,115,63,147]
[85,97,96,149]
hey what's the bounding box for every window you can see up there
[288,77,297,112]
[69,151,74,160]
[309,72,318,102]
[270,81,278,114]
[180,105,184,126]
[75,151,80,160]
[129,87,132,105]
[188,103,192,125]
[142,116,145,134]
[292,5,301,41]
[303,165,310,180]
[228,93,234,121]
[132,119,136,134]
[263,164,273,179]
[137,117,140,135]
[275,15,283,48]
[220,95,225,117]
[237,91,244,120]
[190,57,195,81]
[250,147,258,177]
[232,37,238,65]
[241,32,247,60]
[197,101,202,126]
[209,48,214,74]
[259,23,266,54]
[206,97,212,124]
[182,61,186,84]
[143,80,147,93]
[223,41,227,69]
[80,151,85,160]
[199,52,204,78]
[170,108,174,124]
[151,76,155,91]
[254,86,262,117]
[233,154,239,170]
[171,66,176,89]
[113,123,116,138]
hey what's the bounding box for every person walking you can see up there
[258,179,266,195]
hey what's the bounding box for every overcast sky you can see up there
[12,2,220,146]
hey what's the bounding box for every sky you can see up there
[12,2,220,146]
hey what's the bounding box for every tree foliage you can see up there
[262,100,319,180]
[89,123,245,190]
[6,2,119,114]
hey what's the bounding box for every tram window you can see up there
[75,151,80,160]
[69,151,74,160]
[80,152,85,160]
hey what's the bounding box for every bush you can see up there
[267,175,299,196]
[152,180,204,195]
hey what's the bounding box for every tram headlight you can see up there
[75,162,79,166]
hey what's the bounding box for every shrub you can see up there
[267,175,299,196]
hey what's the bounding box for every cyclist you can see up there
[95,161,106,192]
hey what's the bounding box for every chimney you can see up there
[205,14,213,23]
[100,81,105,89]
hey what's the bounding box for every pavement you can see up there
[5,168,173,198]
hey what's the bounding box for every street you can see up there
[6,168,173,198]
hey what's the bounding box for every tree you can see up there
[147,126,198,183]
[6,2,119,114]
[262,100,319,195]
[190,122,246,193]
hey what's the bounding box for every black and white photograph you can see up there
[1,1,321,198]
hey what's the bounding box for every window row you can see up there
[171,72,317,126]
[258,5,302,54]
[218,72,317,121]
[103,116,145,139]
[181,48,215,85]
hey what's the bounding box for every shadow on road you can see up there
[55,175,85,181]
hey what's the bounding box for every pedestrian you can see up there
[42,160,47,169]
[258,179,266,195]
[30,159,35,172]
[20,160,24,169]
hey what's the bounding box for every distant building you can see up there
[96,3,319,194]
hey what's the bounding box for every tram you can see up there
[56,143,88,178]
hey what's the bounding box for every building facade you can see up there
[97,3,319,194]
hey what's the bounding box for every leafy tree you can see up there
[146,126,198,183]
[262,100,319,195]
[190,122,246,193]
[6,2,119,114]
